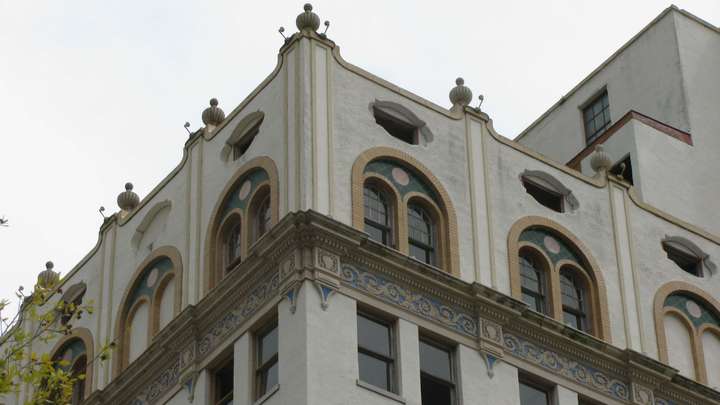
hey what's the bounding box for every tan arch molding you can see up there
[113,245,183,377]
[653,281,720,384]
[204,156,280,294]
[351,147,460,276]
[49,327,95,399]
[507,216,611,341]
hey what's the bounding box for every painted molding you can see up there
[49,327,95,399]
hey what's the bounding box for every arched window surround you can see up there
[653,282,720,384]
[362,175,401,249]
[508,216,610,341]
[351,147,459,275]
[113,246,183,377]
[204,157,279,294]
[49,328,94,401]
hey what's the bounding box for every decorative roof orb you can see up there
[449,77,473,108]
[37,261,60,290]
[202,98,226,126]
[117,182,140,212]
[296,3,320,32]
[590,144,613,173]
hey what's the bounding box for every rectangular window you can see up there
[582,91,611,144]
[255,321,278,399]
[213,359,234,405]
[519,378,552,405]
[419,338,455,405]
[357,312,396,393]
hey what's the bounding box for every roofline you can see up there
[514,5,718,142]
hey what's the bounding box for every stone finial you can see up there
[201,98,225,127]
[117,182,140,212]
[449,78,473,109]
[36,261,60,290]
[296,3,320,32]
[590,144,613,173]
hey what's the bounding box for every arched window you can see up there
[654,284,720,386]
[257,195,271,239]
[408,203,435,265]
[364,184,393,246]
[249,186,271,244]
[114,248,182,376]
[519,252,547,314]
[49,332,93,405]
[351,150,459,274]
[508,218,610,340]
[559,268,588,332]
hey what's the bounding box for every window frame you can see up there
[356,310,398,394]
[519,250,549,315]
[407,202,437,266]
[254,320,279,400]
[363,182,395,247]
[518,374,554,405]
[224,220,242,273]
[559,267,589,332]
[211,357,234,405]
[418,335,457,405]
[581,89,611,145]
[249,186,272,244]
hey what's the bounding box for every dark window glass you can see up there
[364,185,393,246]
[419,339,455,405]
[214,360,234,405]
[520,254,547,314]
[408,204,435,265]
[609,156,633,186]
[226,222,242,270]
[256,322,278,398]
[522,179,564,212]
[374,107,418,144]
[583,91,611,144]
[519,381,550,405]
[70,355,87,405]
[560,269,589,332]
[663,244,703,277]
[357,312,395,392]
[254,194,271,242]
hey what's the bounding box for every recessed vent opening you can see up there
[610,156,633,185]
[664,243,703,277]
[232,123,260,161]
[522,179,564,213]
[373,107,418,145]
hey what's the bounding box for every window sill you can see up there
[356,380,406,404]
[253,384,279,405]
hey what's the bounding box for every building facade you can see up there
[5,4,720,405]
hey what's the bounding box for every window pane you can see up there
[260,326,278,365]
[364,186,389,225]
[357,314,391,356]
[520,381,549,405]
[358,352,390,391]
[563,312,579,329]
[560,273,581,310]
[419,341,452,382]
[260,361,279,394]
[365,223,386,245]
[215,361,234,405]
[408,206,432,245]
[410,244,431,264]
[420,373,453,405]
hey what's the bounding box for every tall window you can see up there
[560,268,588,332]
[256,322,279,399]
[408,204,435,265]
[364,185,393,246]
[357,312,396,392]
[519,379,551,405]
[213,359,234,405]
[419,338,455,405]
[582,90,611,144]
[225,222,242,270]
[70,355,87,405]
[254,194,271,242]
[520,253,547,314]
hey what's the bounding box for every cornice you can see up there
[81,211,719,405]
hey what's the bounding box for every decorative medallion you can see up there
[238,180,252,200]
[543,236,561,255]
[686,300,702,318]
[146,268,159,288]
[391,167,410,186]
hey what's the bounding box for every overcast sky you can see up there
[0,1,718,310]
